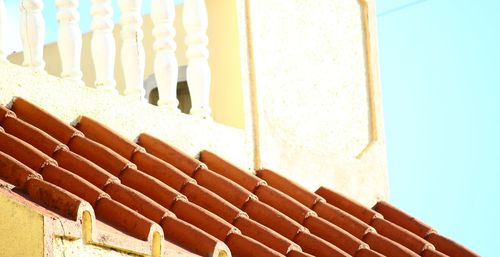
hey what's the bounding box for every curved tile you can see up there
[370,217,434,254]
[53,148,119,189]
[316,186,381,224]
[200,150,263,191]
[256,169,323,208]
[119,167,183,209]
[137,133,202,176]
[1,116,65,156]
[286,250,315,257]
[355,248,386,257]
[421,249,450,257]
[303,215,367,255]
[293,231,350,257]
[24,178,83,220]
[75,116,141,160]
[181,182,242,223]
[160,215,227,257]
[104,182,174,224]
[40,164,107,207]
[254,184,313,224]
[170,199,237,241]
[68,135,132,176]
[243,197,304,240]
[0,130,56,171]
[233,215,300,255]
[373,201,434,238]
[0,150,42,188]
[425,232,480,257]
[95,197,155,241]
[225,233,285,257]
[194,168,254,209]
[132,151,194,191]
[0,105,15,122]
[10,97,80,144]
[313,200,373,239]
[362,232,419,257]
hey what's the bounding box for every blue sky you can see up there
[377,0,499,256]
[4,0,497,256]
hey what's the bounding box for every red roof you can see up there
[0,98,480,257]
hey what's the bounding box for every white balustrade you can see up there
[119,0,145,99]
[183,0,211,119]
[91,0,116,91]
[6,0,213,118]
[20,0,45,71]
[56,0,82,82]
[151,0,179,110]
[0,0,6,62]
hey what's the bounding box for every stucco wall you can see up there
[243,0,388,205]
[0,191,44,257]
[8,1,246,129]
[0,62,250,171]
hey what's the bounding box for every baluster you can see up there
[183,0,211,119]
[119,0,145,99]
[0,0,7,62]
[20,0,45,71]
[91,0,116,91]
[56,0,82,82]
[151,0,179,110]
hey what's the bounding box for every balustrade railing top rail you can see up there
[0,0,211,119]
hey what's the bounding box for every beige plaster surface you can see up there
[0,190,44,257]
[0,62,250,171]
[242,0,388,205]
[8,2,246,129]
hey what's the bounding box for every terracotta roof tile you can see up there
[303,215,367,255]
[254,184,314,224]
[52,148,119,188]
[137,133,203,176]
[0,104,15,122]
[293,230,350,257]
[354,248,386,257]
[0,130,57,171]
[316,186,381,224]
[0,99,480,257]
[200,150,264,191]
[256,169,324,208]
[370,216,434,254]
[425,232,480,257]
[242,197,304,240]
[68,135,132,176]
[225,233,284,257]
[170,199,237,241]
[362,231,419,257]
[0,151,42,188]
[312,200,374,239]
[40,164,106,207]
[132,150,194,191]
[421,249,450,257]
[24,178,83,220]
[75,116,142,160]
[286,249,315,257]
[103,181,173,224]
[119,167,184,209]
[1,116,66,156]
[10,97,80,144]
[160,215,226,256]
[193,167,255,209]
[94,196,155,241]
[373,200,435,238]
[233,215,300,255]
[180,181,243,223]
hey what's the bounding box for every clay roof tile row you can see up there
[0,98,480,257]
